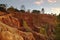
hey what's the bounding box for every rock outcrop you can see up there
[0,21,35,40]
[0,21,23,40]
[0,11,56,40]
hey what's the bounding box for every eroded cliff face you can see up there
[0,21,36,40]
[0,21,23,40]
[0,11,56,40]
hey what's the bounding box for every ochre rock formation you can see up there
[0,11,56,40]
[0,21,35,40]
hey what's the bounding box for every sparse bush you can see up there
[0,7,6,12]
[15,9,20,12]
[7,6,20,12]
[20,10,25,13]
[55,14,60,40]
[32,10,40,14]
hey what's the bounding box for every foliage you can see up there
[0,4,6,8]
[32,10,40,13]
[20,10,25,13]
[7,6,20,12]
[0,7,6,12]
[23,20,31,32]
[15,8,19,12]
[57,14,60,19]
[39,27,46,35]
[7,6,15,12]
[55,14,60,40]
[55,25,60,40]
[41,8,44,13]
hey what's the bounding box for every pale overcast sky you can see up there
[0,0,60,15]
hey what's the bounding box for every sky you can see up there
[0,0,60,15]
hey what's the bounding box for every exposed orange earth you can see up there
[0,11,56,40]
